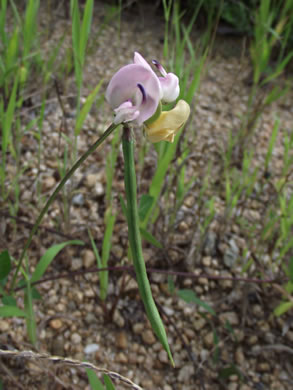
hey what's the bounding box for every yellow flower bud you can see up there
[144,100,190,143]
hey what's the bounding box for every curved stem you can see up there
[10,122,118,292]
[122,124,174,366]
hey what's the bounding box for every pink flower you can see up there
[106,53,161,125]
[106,52,180,125]
[152,59,179,103]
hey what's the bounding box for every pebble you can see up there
[42,176,56,192]
[0,320,9,331]
[85,173,99,188]
[72,193,85,206]
[257,362,270,372]
[194,318,206,331]
[247,335,258,346]
[178,221,189,232]
[133,323,144,335]
[235,347,245,365]
[95,182,104,196]
[219,311,239,326]
[113,309,125,328]
[71,258,83,270]
[178,364,194,383]
[49,318,63,330]
[204,331,214,347]
[116,331,128,349]
[84,344,99,354]
[82,249,96,268]
[158,350,168,364]
[184,196,195,208]
[115,352,128,364]
[224,240,239,267]
[203,231,217,256]
[71,333,82,344]
[142,329,156,345]
[202,256,212,267]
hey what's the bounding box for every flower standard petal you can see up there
[144,100,190,143]
[105,64,161,125]
[134,51,153,71]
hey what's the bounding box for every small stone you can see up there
[235,347,245,365]
[128,352,137,364]
[95,182,104,196]
[84,344,99,354]
[203,231,217,256]
[194,318,206,331]
[42,176,56,192]
[115,352,128,364]
[224,239,239,268]
[113,309,125,328]
[184,196,195,208]
[198,277,208,285]
[204,332,214,347]
[142,329,156,345]
[116,331,128,349]
[202,256,212,267]
[82,250,96,268]
[228,383,238,390]
[0,320,9,331]
[85,313,96,325]
[71,258,83,270]
[158,350,168,364]
[49,318,63,330]
[178,364,194,383]
[71,333,82,344]
[247,335,258,345]
[72,193,85,206]
[133,323,144,335]
[257,362,270,372]
[219,312,239,326]
[178,221,189,232]
[141,379,153,388]
[252,304,263,318]
[85,173,98,188]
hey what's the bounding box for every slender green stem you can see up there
[122,124,174,366]
[10,122,118,292]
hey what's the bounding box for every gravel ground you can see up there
[1,2,293,389]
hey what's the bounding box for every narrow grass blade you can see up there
[103,375,116,390]
[30,240,84,283]
[0,305,26,317]
[178,289,216,316]
[75,79,103,136]
[0,250,11,280]
[80,0,94,63]
[100,209,116,300]
[86,368,105,390]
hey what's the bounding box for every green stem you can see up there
[122,124,174,366]
[10,122,118,292]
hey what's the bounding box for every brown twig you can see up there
[0,349,144,390]
[9,265,287,297]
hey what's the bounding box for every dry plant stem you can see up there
[9,266,286,296]
[9,122,118,293]
[122,124,174,366]
[0,349,143,390]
